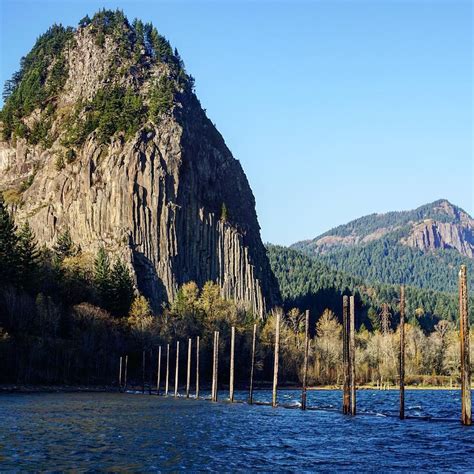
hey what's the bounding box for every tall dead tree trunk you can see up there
[459,265,472,425]
[249,323,257,405]
[230,326,235,402]
[342,295,350,414]
[399,286,406,420]
[272,312,280,408]
[301,310,309,410]
[349,295,356,416]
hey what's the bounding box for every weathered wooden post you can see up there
[148,350,153,394]
[301,310,310,410]
[272,312,280,408]
[186,338,192,398]
[165,343,170,396]
[196,336,200,399]
[156,346,162,395]
[142,350,146,394]
[174,341,180,398]
[459,265,472,425]
[230,326,235,402]
[124,355,128,391]
[349,295,356,416]
[212,331,220,402]
[119,356,123,391]
[342,295,350,414]
[399,286,406,420]
[211,331,217,401]
[249,323,257,405]
[215,331,220,401]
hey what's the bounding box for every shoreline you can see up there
[0,384,466,393]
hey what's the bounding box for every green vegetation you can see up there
[1,9,194,148]
[1,24,74,141]
[148,76,175,122]
[220,203,228,223]
[0,198,471,387]
[309,199,466,241]
[293,200,474,293]
[313,238,474,294]
[267,244,473,331]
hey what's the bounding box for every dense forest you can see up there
[267,244,473,331]
[306,237,474,294]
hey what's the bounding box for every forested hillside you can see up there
[267,245,472,332]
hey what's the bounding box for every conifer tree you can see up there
[94,246,112,307]
[0,195,19,285]
[17,221,40,291]
[53,229,74,261]
[109,258,134,317]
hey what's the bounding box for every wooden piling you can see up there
[459,265,472,426]
[230,326,235,402]
[301,310,310,410]
[175,341,180,398]
[148,349,152,394]
[196,336,200,399]
[349,295,356,416]
[249,323,257,405]
[142,350,146,394]
[215,331,220,401]
[399,286,406,420]
[165,343,170,396]
[124,355,128,391]
[212,331,220,402]
[186,338,192,398]
[342,295,350,414]
[119,356,123,391]
[156,346,162,395]
[272,312,280,408]
[211,331,217,401]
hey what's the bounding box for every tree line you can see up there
[0,197,471,388]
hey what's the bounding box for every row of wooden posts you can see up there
[117,265,472,425]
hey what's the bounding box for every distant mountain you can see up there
[291,200,474,293]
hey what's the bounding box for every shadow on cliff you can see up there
[132,251,168,312]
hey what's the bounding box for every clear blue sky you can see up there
[1,0,472,245]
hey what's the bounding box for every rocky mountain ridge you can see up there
[294,199,474,258]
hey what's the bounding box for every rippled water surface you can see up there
[1,390,473,471]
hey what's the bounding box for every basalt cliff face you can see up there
[0,12,280,315]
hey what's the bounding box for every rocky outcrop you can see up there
[402,220,474,258]
[293,199,474,259]
[0,14,280,316]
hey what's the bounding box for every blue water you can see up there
[1,390,473,471]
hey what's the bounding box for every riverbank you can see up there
[0,383,467,393]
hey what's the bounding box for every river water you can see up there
[1,390,473,471]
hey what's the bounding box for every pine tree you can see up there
[17,221,40,291]
[94,246,112,307]
[53,229,74,261]
[109,258,134,317]
[0,195,19,285]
